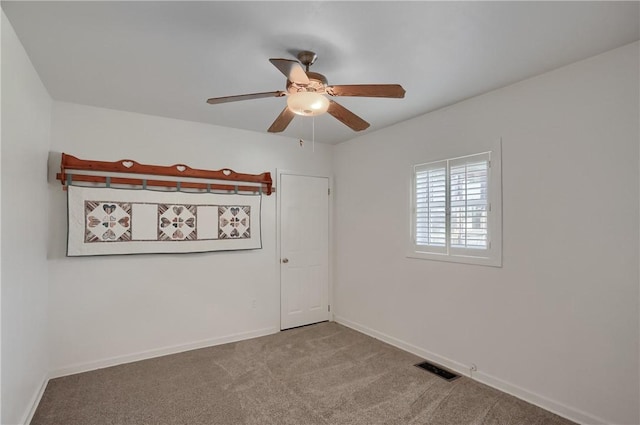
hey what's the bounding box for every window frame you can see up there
[408,150,502,267]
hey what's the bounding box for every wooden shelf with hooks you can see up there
[55,153,273,195]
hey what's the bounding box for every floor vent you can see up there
[415,360,460,381]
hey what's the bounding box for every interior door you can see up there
[280,174,329,330]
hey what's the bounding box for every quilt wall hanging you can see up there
[57,154,273,257]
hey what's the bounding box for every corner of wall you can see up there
[1,9,53,425]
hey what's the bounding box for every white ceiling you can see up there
[3,1,639,144]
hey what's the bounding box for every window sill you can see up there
[406,250,502,267]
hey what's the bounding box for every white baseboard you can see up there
[472,370,607,425]
[334,315,471,376]
[49,326,279,379]
[334,315,607,425]
[20,374,48,425]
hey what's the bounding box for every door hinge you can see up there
[328,305,331,312]
[328,188,331,195]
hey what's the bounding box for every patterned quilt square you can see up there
[85,201,132,242]
[158,204,197,241]
[219,206,250,239]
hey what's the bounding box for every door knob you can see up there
[282,258,289,263]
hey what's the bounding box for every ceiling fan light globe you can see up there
[287,92,329,116]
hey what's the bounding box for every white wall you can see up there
[333,42,639,425]
[47,102,333,375]
[1,11,52,425]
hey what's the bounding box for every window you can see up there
[409,151,502,266]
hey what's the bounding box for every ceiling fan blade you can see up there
[327,100,370,131]
[207,91,286,104]
[268,107,295,133]
[325,84,406,98]
[269,58,310,85]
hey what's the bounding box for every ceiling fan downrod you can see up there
[297,50,318,72]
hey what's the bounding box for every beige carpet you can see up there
[32,322,575,425]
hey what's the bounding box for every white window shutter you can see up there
[414,161,447,254]
[449,153,490,253]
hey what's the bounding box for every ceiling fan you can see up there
[206,50,406,133]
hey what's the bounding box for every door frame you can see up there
[276,169,333,330]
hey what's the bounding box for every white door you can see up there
[280,174,329,330]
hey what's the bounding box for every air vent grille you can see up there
[415,360,460,381]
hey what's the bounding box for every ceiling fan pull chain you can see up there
[312,116,315,153]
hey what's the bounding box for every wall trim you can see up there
[21,374,48,425]
[49,326,279,379]
[334,315,608,425]
[471,370,607,425]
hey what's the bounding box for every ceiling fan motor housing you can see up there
[287,71,328,94]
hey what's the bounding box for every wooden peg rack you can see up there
[56,153,273,195]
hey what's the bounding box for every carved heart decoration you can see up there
[176,165,186,172]
[230,228,240,238]
[230,207,239,216]
[172,229,184,239]
[102,229,116,240]
[118,217,130,227]
[103,204,116,214]
[160,217,171,228]
[87,216,101,228]
[185,218,195,227]
[173,206,183,215]
[122,161,134,168]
